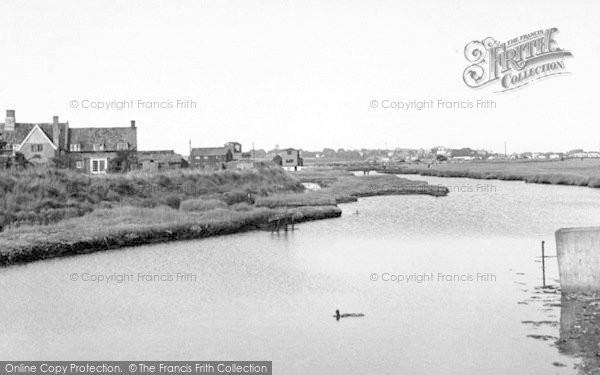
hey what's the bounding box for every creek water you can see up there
[2,174,600,374]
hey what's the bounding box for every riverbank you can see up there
[0,166,446,266]
[256,168,448,207]
[372,159,600,189]
[0,205,342,266]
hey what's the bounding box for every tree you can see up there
[52,153,71,169]
[108,150,137,173]
[322,148,335,158]
[451,148,474,157]
[13,152,30,169]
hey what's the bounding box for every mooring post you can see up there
[541,240,546,288]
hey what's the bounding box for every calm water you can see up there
[3,175,600,374]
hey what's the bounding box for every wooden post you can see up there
[541,240,546,288]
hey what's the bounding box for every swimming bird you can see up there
[334,309,365,320]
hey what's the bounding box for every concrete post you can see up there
[556,226,600,293]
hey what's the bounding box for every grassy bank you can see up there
[374,159,600,188]
[0,166,445,266]
[0,205,341,266]
[255,168,448,208]
[0,164,303,230]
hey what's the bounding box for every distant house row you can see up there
[190,141,303,171]
[0,110,303,173]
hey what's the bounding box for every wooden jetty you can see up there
[268,213,296,233]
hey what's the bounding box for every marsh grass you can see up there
[0,164,302,230]
[255,168,447,207]
[0,165,444,266]
[378,159,600,188]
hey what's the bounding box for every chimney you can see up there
[64,121,69,151]
[52,115,60,147]
[131,120,136,128]
[5,110,15,132]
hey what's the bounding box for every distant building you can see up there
[190,147,232,169]
[0,110,68,164]
[224,142,242,161]
[252,149,267,159]
[0,110,137,174]
[568,151,600,159]
[434,146,450,157]
[137,150,187,171]
[273,148,303,171]
[67,121,137,174]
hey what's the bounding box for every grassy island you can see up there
[0,165,446,266]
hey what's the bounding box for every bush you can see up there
[161,194,181,209]
[223,190,251,205]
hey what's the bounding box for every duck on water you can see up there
[334,309,365,321]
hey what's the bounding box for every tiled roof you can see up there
[69,127,137,152]
[0,123,68,148]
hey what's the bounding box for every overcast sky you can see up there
[0,0,597,155]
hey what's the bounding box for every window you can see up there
[13,144,19,151]
[91,158,107,174]
[76,161,83,169]
[70,144,81,152]
[116,142,129,150]
[93,143,105,151]
[287,150,293,155]
[31,144,43,152]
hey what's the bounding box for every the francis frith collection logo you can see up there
[463,28,573,92]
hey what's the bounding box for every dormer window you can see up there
[70,144,81,152]
[93,143,105,151]
[116,142,129,150]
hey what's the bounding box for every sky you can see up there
[0,0,598,155]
